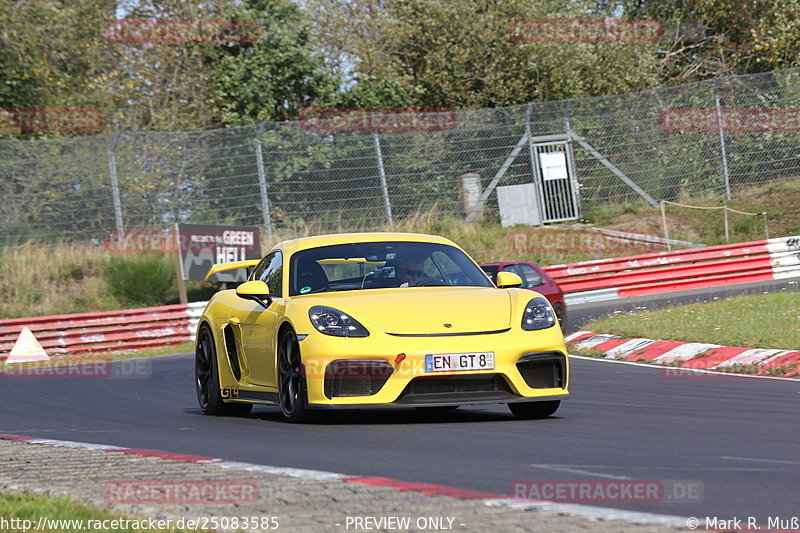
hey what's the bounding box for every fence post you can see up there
[254,122,273,240]
[525,103,545,227]
[714,82,732,201]
[723,206,730,242]
[660,200,671,251]
[373,132,394,229]
[107,132,125,240]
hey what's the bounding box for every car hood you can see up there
[302,287,512,335]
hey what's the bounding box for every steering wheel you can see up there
[409,276,447,287]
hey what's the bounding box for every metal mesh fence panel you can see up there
[2,68,800,246]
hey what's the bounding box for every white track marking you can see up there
[529,464,631,480]
[214,460,353,480]
[721,456,800,465]
[26,438,127,451]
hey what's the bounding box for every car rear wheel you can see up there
[278,328,313,423]
[508,400,560,419]
[195,325,252,416]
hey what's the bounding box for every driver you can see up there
[395,254,427,287]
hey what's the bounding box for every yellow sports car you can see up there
[195,232,569,422]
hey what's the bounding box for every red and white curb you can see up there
[565,331,800,377]
[0,433,691,529]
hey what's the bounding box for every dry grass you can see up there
[587,178,800,245]
[0,242,119,318]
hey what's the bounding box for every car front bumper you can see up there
[297,326,569,407]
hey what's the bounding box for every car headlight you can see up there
[522,297,556,331]
[309,306,369,337]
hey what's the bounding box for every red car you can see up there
[480,261,566,332]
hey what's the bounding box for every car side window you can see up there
[257,251,283,297]
[500,265,526,287]
[515,264,543,287]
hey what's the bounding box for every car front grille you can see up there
[395,374,515,404]
[324,359,393,399]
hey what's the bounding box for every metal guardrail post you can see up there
[107,132,125,241]
[254,122,273,240]
[373,132,394,229]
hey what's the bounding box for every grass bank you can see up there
[0,492,192,532]
[582,285,800,350]
[586,179,800,246]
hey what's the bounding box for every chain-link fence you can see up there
[2,67,800,246]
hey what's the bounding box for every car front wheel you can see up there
[278,328,313,423]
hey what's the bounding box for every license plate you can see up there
[425,352,495,372]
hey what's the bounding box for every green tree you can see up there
[205,0,337,125]
[308,0,663,108]
[623,0,800,82]
[0,0,118,138]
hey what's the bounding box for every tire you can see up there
[508,400,560,419]
[195,324,252,416]
[277,328,313,423]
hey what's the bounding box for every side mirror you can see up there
[235,280,271,309]
[496,271,523,289]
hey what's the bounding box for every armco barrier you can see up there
[0,302,207,358]
[544,235,800,305]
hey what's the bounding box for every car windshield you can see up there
[289,241,493,296]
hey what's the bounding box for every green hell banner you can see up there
[177,223,262,282]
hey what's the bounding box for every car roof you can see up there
[272,232,458,256]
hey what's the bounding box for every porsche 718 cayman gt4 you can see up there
[195,233,569,422]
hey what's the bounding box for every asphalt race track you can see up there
[1,280,798,524]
